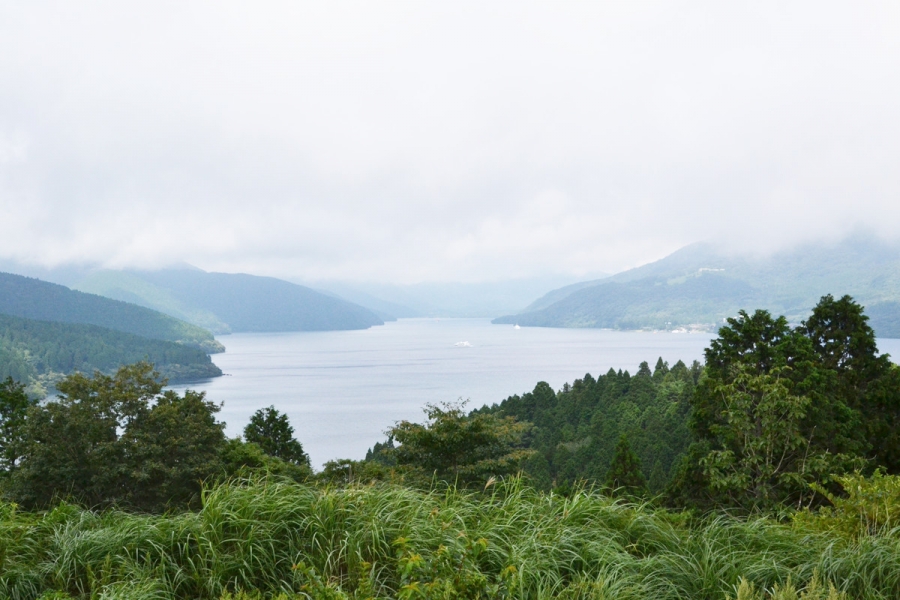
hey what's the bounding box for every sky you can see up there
[1,2,899,284]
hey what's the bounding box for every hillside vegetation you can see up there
[479,358,698,494]
[0,314,221,389]
[495,237,900,336]
[0,272,223,353]
[74,268,384,333]
[3,478,900,600]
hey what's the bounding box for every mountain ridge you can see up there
[73,268,385,333]
[0,272,223,353]
[494,237,900,337]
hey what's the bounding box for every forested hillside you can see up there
[479,358,698,492]
[0,272,222,353]
[496,236,900,336]
[74,268,385,332]
[0,314,221,389]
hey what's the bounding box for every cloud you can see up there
[1,1,899,281]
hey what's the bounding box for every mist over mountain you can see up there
[73,268,385,333]
[314,275,608,319]
[494,236,900,338]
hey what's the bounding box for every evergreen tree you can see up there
[672,296,900,512]
[244,406,309,466]
[605,434,647,496]
[802,294,900,470]
[653,358,669,381]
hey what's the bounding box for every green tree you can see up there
[801,294,900,471]
[10,362,228,511]
[698,366,860,511]
[220,438,311,483]
[605,434,647,497]
[673,298,893,512]
[389,401,535,487]
[0,377,33,474]
[123,389,226,510]
[243,406,309,466]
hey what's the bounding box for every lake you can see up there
[170,318,900,467]
[169,318,718,466]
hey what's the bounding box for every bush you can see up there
[794,471,900,540]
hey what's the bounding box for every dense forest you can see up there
[492,295,900,512]
[0,272,223,353]
[478,357,699,493]
[0,314,221,389]
[2,294,900,598]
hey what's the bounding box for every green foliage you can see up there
[220,438,312,484]
[243,406,309,466]
[6,363,227,511]
[794,471,900,540]
[485,360,697,493]
[675,296,900,512]
[803,294,900,471]
[2,479,900,599]
[727,574,847,600]
[0,313,222,389]
[0,377,33,473]
[698,366,860,511]
[389,401,535,487]
[605,434,647,497]
[316,458,395,486]
[365,438,397,466]
[0,271,222,352]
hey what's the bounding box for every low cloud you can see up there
[2,2,899,282]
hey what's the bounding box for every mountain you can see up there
[520,279,613,312]
[493,236,900,338]
[0,313,221,394]
[0,272,223,353]
[73,268,384,333]
[73,270,231,333]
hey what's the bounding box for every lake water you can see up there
[170,318,719,467]
[169,319,900,467]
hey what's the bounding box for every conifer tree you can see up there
[605,434,647,496]
[244,406,309,466]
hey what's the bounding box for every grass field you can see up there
[2,477,898,600]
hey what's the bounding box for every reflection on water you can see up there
[170,318,720,467]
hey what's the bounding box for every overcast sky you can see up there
[1,2,899,283]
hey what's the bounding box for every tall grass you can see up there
[1,478,898,599]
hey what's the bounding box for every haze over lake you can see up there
[169,319,719,466]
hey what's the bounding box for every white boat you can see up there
[514,324,521,329]
[454,341,472,347]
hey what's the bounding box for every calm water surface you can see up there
[171,318,719,466]
[166,320,900,467]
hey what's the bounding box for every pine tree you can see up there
[244,406,309,466]
[605,434,647,496]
